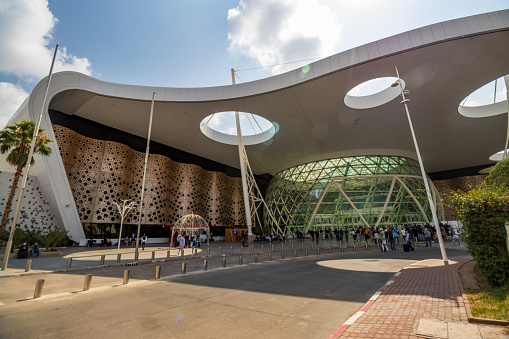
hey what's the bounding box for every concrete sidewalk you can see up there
[332,258,509,339]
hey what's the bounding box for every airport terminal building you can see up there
[1,10,508,242]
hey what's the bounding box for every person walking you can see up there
[380,231,389,252]
[405,231,415,252]
[177,233,186,255]
[141,234,148,250]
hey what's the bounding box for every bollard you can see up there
[219,247,222,255]
[181,262,186,274]
[83,274,92,291]
[328,247,332,254]
[311,242,314,249]
[67,257,72,268]
[100,255,105,266]
[123,270,130,284]
[282,244,285,251]
[341,247,345,253]
[155,266,161,279]
[301,243,304,250]
[167,250,171,258]
[134,251,139,262]
[305,249,308,256]
[203,260,208,271]
[268,252,272,261]
[366,244,368,251]
[207,247,210,255]
[240,246,243,253]
[251,245,254,253]
[117,253,122,263]
[230,246,233,255]
[317,248,320,255]
[222,257,226,268]
[281,250,285,259]
[293,249,297,258]
[254,253,258,263]
[239,255,243,265]
[193,248,197,256]
[353,246,357,252]
[34,279,44,298]
[271,244,274,252]
[181,249,184,257]
[261,244,264,252]
[25,260,32,272]
[291,243,294,250]
[152,251,156,260]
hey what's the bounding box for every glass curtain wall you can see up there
[264,156,444,233]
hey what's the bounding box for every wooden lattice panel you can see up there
[53,125,245,226]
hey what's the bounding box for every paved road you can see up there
[0,243,470,339]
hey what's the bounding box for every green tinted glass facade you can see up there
[264,156,444,232]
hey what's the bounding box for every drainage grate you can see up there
[125,262,138,267]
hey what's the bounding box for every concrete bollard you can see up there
[34,279,44,298]
[251,245,254,253]
[341,247,345,253]
[311,242,314,249]
[207,247,210,255]
[117,253,122,263]
[254,253,258,263]
[203,260,208,271]
[261,244,264,252]
[25,260,32,272]
[222,257,226,268]
[100,255,105,266]
[230,246,233,255]
[181,262,186,274]
[282,244,284,251]
[281,250,285,259]
[181,249,184,257]
[271,244,274,252]
[167,250,171,258]
[239,255,243,265]
[83,274,92,291]
[134,251,139,262]
[123,270,130,284]
[301,243,304,250]
[240,246,243,253]
[291,243,294,250]
[305,249,308,256]
[353,246,357,252]
[218,247,222,255]
[268,252,272,261]
[152,251,156,260]
[317,248,320,255]
[293,249,297,258]
[155,266,161,279]
[193,248,197,256]
[328,247,332,254]
[366,244,369,251]
[67,257,72,268]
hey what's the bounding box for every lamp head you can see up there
[391,80,400,87]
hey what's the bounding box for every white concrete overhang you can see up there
[12,9,509,179]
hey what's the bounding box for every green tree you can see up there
[0,120,53,238]
[488,157,509,189]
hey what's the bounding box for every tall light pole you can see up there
[134,92,156,261]
[392,67,449,265]
[112,199,136,251]
[2,45,59,271]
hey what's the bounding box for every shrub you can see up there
[449,183,509,286]
[488,157,509,189]
[42,229,69,251]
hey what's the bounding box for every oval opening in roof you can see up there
[200,111,277,146]
[344,77,405,109]
[458,75,508,118]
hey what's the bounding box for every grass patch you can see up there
[466,284,509,320]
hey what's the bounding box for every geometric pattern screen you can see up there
[52,125,245,226]
[265,156,445,233]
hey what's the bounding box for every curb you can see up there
[329,269,404,339]
[458,260,509,327]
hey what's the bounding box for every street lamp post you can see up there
[112,199,136,251]
[392,67,449,265]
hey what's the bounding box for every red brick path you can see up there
[338,259,469,339]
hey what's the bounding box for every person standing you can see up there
[380,231,389,252]
[425,228,432,247]
[405,231,415,251]
[141,234,148,250]
[388,231,396,251]
[177,233,186,255]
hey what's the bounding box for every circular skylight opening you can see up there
[458,75,508,118]
[489,149,509,162]
[200,111,277,146]
[344,77,405,109]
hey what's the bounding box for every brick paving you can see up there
[339,259,469,338]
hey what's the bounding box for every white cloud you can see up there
[0,0,92,79]
[227,0,342,75]
[0,82,28,129]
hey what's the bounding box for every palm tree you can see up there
[0,120,53,237]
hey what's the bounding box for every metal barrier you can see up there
[34,279,44,298]
[123,270,130,284]
[83,274,92,291]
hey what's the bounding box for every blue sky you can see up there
[0,0,507,129]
